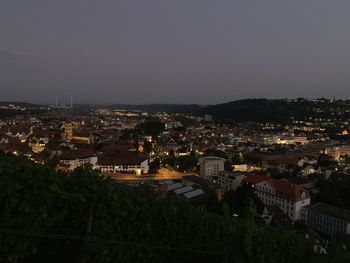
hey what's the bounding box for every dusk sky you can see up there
[1,0,350,105]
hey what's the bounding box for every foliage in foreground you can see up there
[0,152,349,263]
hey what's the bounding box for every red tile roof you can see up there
[101,143,135,153]
[97,153,147,166]
[32,128,51,138]
[73,131,90,137]
[244,175,310,202]
[6,126,31,135]
[0,143,32,154]
[279,155,299,166]
[264,178,310,202]
[243,175,271,185]
[0,136,21,145]
[60,149,96,160]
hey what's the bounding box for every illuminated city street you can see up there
[102,168,194,181]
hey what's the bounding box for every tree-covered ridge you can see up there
[109,104,203,113]
[198,99,350,123]
[0,109,23,119]
[0,108,49,120]
[0,152,348,263]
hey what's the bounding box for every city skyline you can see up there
[2,2,350,261]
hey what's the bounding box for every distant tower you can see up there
[70,96,73,109]
[55,96,58,108]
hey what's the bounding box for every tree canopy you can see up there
[0,151,349,262]
[136,120,165,139]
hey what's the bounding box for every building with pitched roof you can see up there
[97,153,149,175]
[245,175,310,221]
[59,149,97,171]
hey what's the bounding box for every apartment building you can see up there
[199,156,225,181]
[217,171,245,191]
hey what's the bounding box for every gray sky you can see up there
[1,0,350,105]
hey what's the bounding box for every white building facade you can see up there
[60,156,98,171]
[254,179,310,221]
[199,156,225,181]
[217,171,245,191]
[97,158,149,175]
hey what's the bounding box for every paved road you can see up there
[102,168,195,181]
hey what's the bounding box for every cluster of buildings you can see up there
[0,108,150,175]
[197,153,350,245]
[1,102,350,247]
